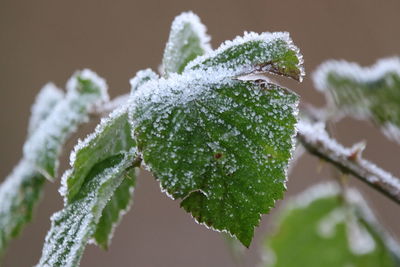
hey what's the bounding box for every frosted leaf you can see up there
[23,69,109,179]
[92,171,136,250]
[0,160,45,257]
[184,31,304,81]
[37,149,137,267]
[130,69,159,93]
[162,11,211,76]
[0,73,106,256]
[63,105,134,202]
[56,69,157,252]
[28,83,64,136]
[313,57,400,144]
[263,183,400,267]
[130,70,299,246]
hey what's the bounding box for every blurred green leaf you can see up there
[0,71,107,257]
[313,57,400,143]
[263,183,400,267]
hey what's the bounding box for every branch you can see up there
[297,121,400,204]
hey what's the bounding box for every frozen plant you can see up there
[0,11,399,267]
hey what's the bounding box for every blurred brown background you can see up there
[1,0,399,266]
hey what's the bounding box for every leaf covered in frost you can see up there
[0,160,45,257]
[23,69,108,179]
[313,57,400,144]
[0,73,106,257]
[263,183,400,267]
[48,70,158,260]
[185,31,304,81]
[162,11,211,75]
[130,45,300,246]
[63,106,134,202]
[37,151,137,267]
[93,174,135,250]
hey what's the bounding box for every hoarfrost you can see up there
[23,69,109,180]
[37,148,136,267]
[28,83,64,136]
[162,11,211,75]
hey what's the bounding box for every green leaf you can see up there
[263,183,400,267]
[130,71,299,246]
[0,160,45,257]
[0,72,106,257]
[313,57,400,143]
[64,107,134,202]
[162,11,211,75]
[93,173,136,250]
[24,69,108,179]
[37,152,137,267]
[27,83,64,136]
[185,31,304,82]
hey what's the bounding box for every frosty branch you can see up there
[297,121,400,204]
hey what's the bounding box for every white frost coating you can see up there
[38,148,136,267]
[23,69,109,180]
[297,121,351,156]
[61,104,129,201]
[184,31,305,81]
[28,83,64,135]
[298,120,400,196]
[291,182,341,209]
[317,207,346,238]
[168,11,211,51]
[91,167,139,248]
[162,11,212,75]
[177,11,210,46]
[130,68,235,116]
[313,57,400,92]
[66,69,109,104]
[0,160,36,215]
[129,69,159,93]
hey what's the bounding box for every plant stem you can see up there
[297,121,400,204]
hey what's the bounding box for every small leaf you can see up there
[313,57,400,144]
[0,74,106,257]
[63,106,134,202]
[23,69,109,179]
[130,70,299,246]
[0,160,45,257]
[185,31,304,81]
[263,183,400,267]
[37,151,137,267]
[162,11,211,76]
[93,173,136,250]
